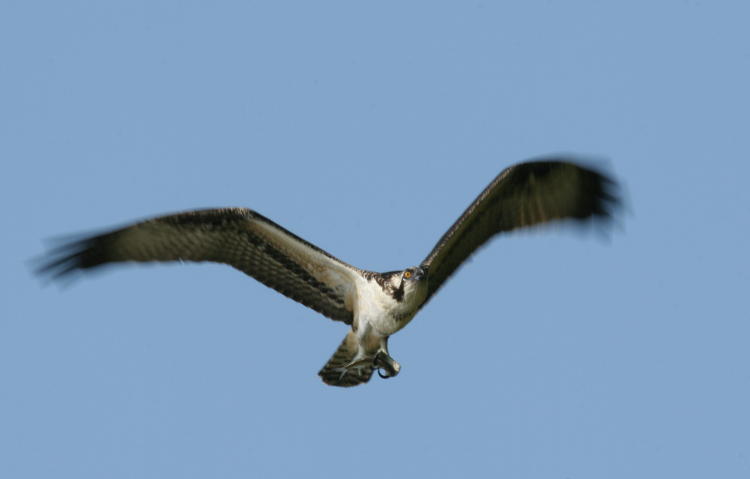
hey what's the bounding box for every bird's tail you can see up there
[318,331,374,387]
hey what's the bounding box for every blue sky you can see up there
[2,1,749,478]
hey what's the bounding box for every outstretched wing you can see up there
[37,208,364,324]
[420,159,620,304]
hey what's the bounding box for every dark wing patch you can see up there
[420,159,620,305]
[37,208,362,324]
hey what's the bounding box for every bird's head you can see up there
[396,266,428,304]
[401,266,426,283]
[376,266,428,304]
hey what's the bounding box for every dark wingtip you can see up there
[524,154,625,236]
[590,169,623,220]
[32,231,114,283]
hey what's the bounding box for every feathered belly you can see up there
[366,309,416,336]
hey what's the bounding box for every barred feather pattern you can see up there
[37,208,362,324]
[318,331,375,387]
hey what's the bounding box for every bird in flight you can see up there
[37,158,620,387]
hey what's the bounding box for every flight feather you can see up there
[420,160,619,304]
[37,208,361,323]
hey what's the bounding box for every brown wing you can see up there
[37,208,364,323]
[420,159,620,305]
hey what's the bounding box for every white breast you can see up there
[352,275,427,337]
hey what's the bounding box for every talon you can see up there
[374,351,401,379]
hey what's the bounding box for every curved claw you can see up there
[377,368,392,379]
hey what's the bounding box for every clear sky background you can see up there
[2,1,749,478]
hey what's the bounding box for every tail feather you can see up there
[318,331,374,387]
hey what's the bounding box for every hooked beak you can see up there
[414,267,426,281]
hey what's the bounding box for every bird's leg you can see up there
[374,336,400,379]
[374,351,400,378]
[338,329,400,380]
[333,355,373,383]
[335,350,400,381]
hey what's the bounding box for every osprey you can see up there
[37,159,619,387]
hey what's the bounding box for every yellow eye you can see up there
[404,271,412,279]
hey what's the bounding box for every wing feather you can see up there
[37,208,362,323]
[420,159,620,304]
